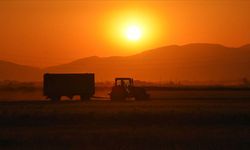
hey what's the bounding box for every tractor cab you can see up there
[115,78,134,88]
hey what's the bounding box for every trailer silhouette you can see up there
[43,73,95,101]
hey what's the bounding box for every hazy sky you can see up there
[0,0,249,67]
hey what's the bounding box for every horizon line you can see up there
[1,42,250,68]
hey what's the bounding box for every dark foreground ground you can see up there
[0,99,249,150]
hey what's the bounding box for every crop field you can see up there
[0,94,249,150]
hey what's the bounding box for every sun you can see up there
[106,10,163,48]
[125,25,142,41]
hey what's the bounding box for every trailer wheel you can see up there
[68,95,73,100]
[50,96,61,101]
[80,95,90,101]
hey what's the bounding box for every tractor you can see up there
[109,78,150,100]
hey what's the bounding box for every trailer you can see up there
[43,73,95,101]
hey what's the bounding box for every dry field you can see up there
[0,96,249,150]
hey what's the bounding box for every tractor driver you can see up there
[121,80,130,93]
[121,80,125,87]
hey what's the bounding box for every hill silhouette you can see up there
[0,43,250,82]
[0,60,42,81]
[46,43,250,82]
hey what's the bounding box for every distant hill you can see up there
[45,43,250,82]
[0,60,42,81]
[0,43,250,82]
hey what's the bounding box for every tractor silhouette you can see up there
[109,78,150,100]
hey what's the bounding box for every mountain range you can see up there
[1,43,250,82]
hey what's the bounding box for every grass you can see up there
[0,99,249,149]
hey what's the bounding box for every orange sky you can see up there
[0,0,249,67]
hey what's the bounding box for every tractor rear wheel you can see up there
[110,86,127,101]
[110,94,126,101]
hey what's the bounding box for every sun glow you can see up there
[104,10,164,52]
[125,25,142,41]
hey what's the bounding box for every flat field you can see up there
[0,98,249,150]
